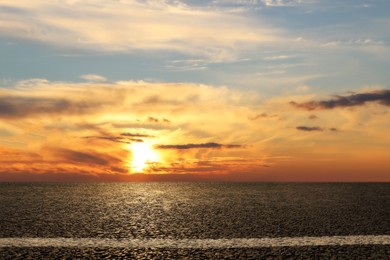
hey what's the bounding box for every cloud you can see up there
[296,126,323,131]
[0,0,281,60]
[262,0,313,7]
[165,59,210,71]
[0,77,389,178]
[291,90,390,110]
[3,78,380,179]
[0,146,129,176]
[121,133,154,138]
[80,74,107,82]
[249,113,279,120]
[321,38,384,48]
[296,126,339,132]
[0,79,267,176]
[0,96,88,119]
[264,55,294,60]
[54,148,109,165]
[155,142,244,150]
[308,114,318,120]
[84,136,134,144]
[147,117,159,123]
[148,155,268,175]
[145,117,171,123]
[85,133,147,144]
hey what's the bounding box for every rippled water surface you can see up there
[1,183,389,239]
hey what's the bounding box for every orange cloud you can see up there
[0,80,266,178]
[1,81,390,181]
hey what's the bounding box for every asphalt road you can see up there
[0,182,389,259]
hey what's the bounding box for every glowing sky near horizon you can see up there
[1,0,390,181]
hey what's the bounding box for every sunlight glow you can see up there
[129,142,160,173]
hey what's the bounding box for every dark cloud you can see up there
[308,114,318,120]
[155,142,244,150]
[296,126,323,131]
[98,136,129,143]
[0,96,97,119]
[296,126,339,132]
[121,133,154,138]
[142,95,179,105]
[140,94,198,106]
[84,136,128,144]
[0,96,69,118]
[290,90,390,110]
[112,122,173,131]
[146,117,171,123]
[249,113,278,120]
[147,116,159,123]
[85,135,143,144]
[55,149,109,165]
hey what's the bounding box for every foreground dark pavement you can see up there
[1,246,390,259]
[1,183,390,258]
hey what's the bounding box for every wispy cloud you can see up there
[80,74,107,82]
[165,59,210,71]
[264,55,295,60]
[0,0,281,60]
[262,0,314,7]
[321,38,385,48]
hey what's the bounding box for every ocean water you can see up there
[1,182,390,258]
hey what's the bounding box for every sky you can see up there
[1,0,390,182]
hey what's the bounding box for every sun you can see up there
[129,142,160,172]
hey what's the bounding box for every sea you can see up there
[0,182,389,259]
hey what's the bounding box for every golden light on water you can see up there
[129,142,160,173]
